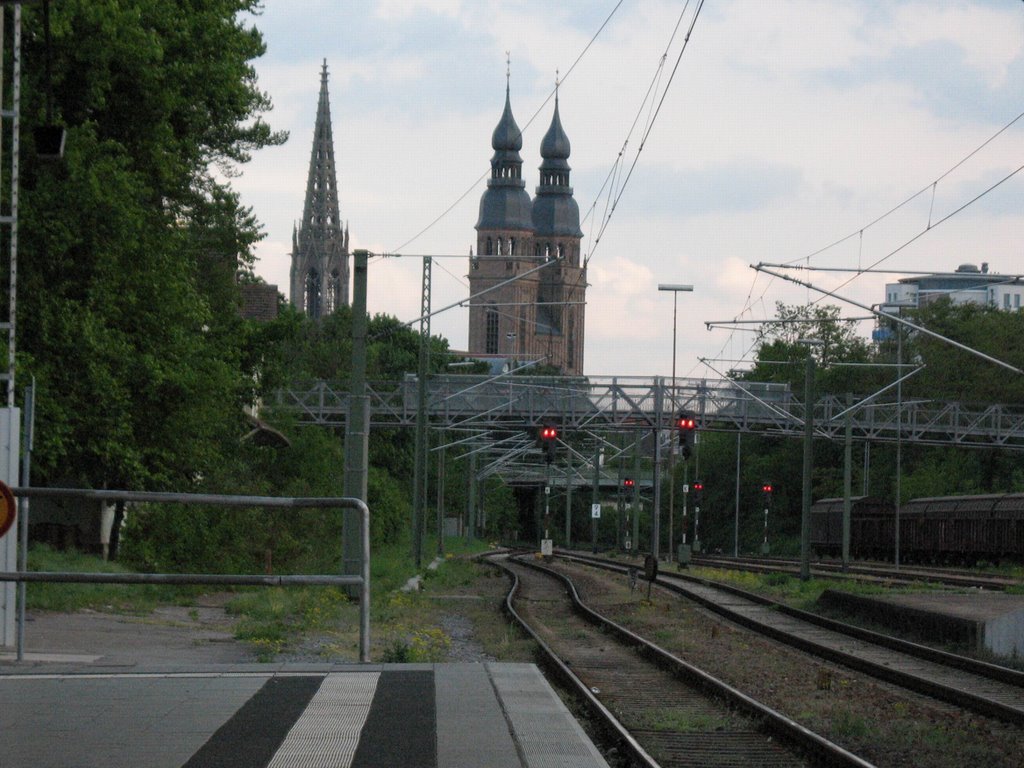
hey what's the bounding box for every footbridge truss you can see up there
[273,374,1024,464]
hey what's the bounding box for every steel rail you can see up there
[498,553,876,768]
[691,554,1020,591]
[561,552,1024,724]
[486,553,661,768]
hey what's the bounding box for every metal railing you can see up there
[1,488,371,662]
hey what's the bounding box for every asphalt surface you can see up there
[1,597,256,667]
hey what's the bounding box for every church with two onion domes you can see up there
[467,72,587,376]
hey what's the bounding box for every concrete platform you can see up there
[819,589,1024,657]
[0,663,610,768]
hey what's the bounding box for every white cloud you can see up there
[895,2,1024,88]
[235,0,1024,379]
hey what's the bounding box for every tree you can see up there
[15,1,285,491]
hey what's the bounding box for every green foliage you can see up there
[900,300,1024,405]
[17,1,284,492]
[24,544,198,611]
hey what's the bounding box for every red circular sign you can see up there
[0,480,15,538]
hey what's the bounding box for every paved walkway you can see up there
[0,663,610,768]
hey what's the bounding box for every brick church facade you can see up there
[467,80,586,376]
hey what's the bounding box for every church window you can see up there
[485,308,499,354]
[486,237,493,255]
[304,269,321,319]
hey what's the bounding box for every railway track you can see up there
[690,554,1021,590]
[490,552,873,768]
[562,552,1024,727]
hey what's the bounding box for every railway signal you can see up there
[761,482,773,554]
[676,412,697,459]
[623,478,635,490]
[539,425,558,464]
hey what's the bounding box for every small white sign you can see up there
[591,503,601,519]
[683,484,689,493]
[541,539,553,556]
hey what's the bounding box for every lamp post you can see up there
[798,338,822,581]
[658,284,693,561]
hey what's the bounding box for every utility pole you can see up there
[412,257,431,568]
[651,380,663,559]
[343,250,370,593]
[591,446,600,553]
[465,452,477,542]
[799,340,819,581]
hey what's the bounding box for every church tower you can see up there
[467,72,586,375]
[290,60,349,318]
[532,87,586,375]
[468,72,537,361]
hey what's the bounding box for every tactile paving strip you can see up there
[267,672,380,768]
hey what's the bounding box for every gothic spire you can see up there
[291,60,349,316]
[300,59,341,242]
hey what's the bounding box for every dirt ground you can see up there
[2,593,258,667]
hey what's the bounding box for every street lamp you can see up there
[658,284,694,562]
[797,338,822,581]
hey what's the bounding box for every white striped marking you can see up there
[267,672,380,768]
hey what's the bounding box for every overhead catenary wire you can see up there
[710,107,1024,375]
[586,0,706,268]
[387,0,625,257]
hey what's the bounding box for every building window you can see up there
[485,308,499,354]
[1005,294,1011,309]
[1016,294,1021,308]
[486,237,493,256]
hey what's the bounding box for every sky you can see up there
[232,0,1024,379]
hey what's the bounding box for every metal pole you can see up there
[843,393,852,571]
[465,451,477,542]
[800,349,815,581]
[862,442,870,496]
[651,380,663,559]
[591,447,600,553]
[734,431,741,557]
[895,322,902,571]
[436,441,444,557]
[565,453,573,547]
[412,257,431,568]
[544,463,551,541]
[15,378,31,660]
[681,461,688,545]
[667,292,677,561]
[632,439,640,552]
[343,250,369,594]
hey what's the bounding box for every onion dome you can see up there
[533,93,582,238]
[476,82,533,233]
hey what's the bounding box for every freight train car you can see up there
[809,497,893,559]
[810,493,1024,563]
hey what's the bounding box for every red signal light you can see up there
[540,426,558,441]
[693,482,704,492]
[623,478,635,488]
[762,484,773,493]
[676,416,696,430]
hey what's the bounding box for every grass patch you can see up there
[631,708,734,733]
[23,544,202,613]
[690,565,946,610]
